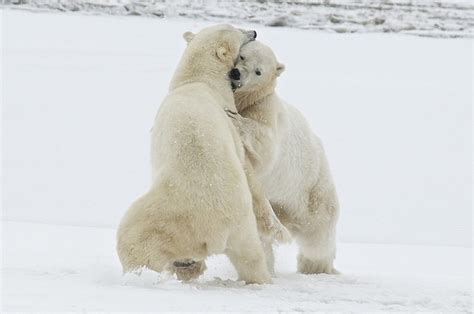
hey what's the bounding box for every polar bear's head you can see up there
[182,24,257,67]
[229,41,285,93]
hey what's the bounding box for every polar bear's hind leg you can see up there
[225,225,272,284]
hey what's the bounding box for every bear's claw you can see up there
[224,108,239,119]
[173,259,195,268]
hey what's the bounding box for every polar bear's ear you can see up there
[183,31,195,44]
[216,44,230,61]
[276,63,286,77]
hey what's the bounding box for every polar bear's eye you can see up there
[240,56,245,61]
[255,70,262,76]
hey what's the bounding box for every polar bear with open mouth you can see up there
[117,25,289,284]
[228,40,340,275]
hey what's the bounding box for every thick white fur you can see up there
[117,25,279,284]
[230,41,340,274]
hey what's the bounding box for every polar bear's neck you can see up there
[234,81,276,112]
[169,49,235,108]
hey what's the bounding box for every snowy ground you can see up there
[1,9,472,312]
[2,221,472,312]
[2,0,474,38]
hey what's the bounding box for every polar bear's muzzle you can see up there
[229,68,241,80]
[229,68,243,91]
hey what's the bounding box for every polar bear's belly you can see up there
[260,127,320,222]
[261,150,309,216]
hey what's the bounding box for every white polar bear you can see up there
[117,25,286,284]
[228,41,340,274]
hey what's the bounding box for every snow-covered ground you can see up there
[2,221,472,312]
[2,0,474,38]
[1,9,472,312]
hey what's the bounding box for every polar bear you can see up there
[117,25,287,284]
[227,41,340,274]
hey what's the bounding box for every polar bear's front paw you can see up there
[224,108,242,128]
[224,108,240,120]
[258,212,291,244]
[271,220,292,244]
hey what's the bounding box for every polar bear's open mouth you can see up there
[231,81,242,91]
[229,68,242,92]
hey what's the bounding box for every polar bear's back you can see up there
[117,83,255,271]
[151,83,249,205]
[147,82,253,239]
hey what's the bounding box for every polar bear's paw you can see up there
[258,210,292,244]
[173,259,207,281]
[224,108,239,120]
[297,254,339,275]
[270,219,292,244]
[224,108,244,130]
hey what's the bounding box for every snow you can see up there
[2,0,473,38]
[2,221,472,312]
[1,9,472,312]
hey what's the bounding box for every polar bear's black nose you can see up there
[229,68,240,80]
[252,31,257,39]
